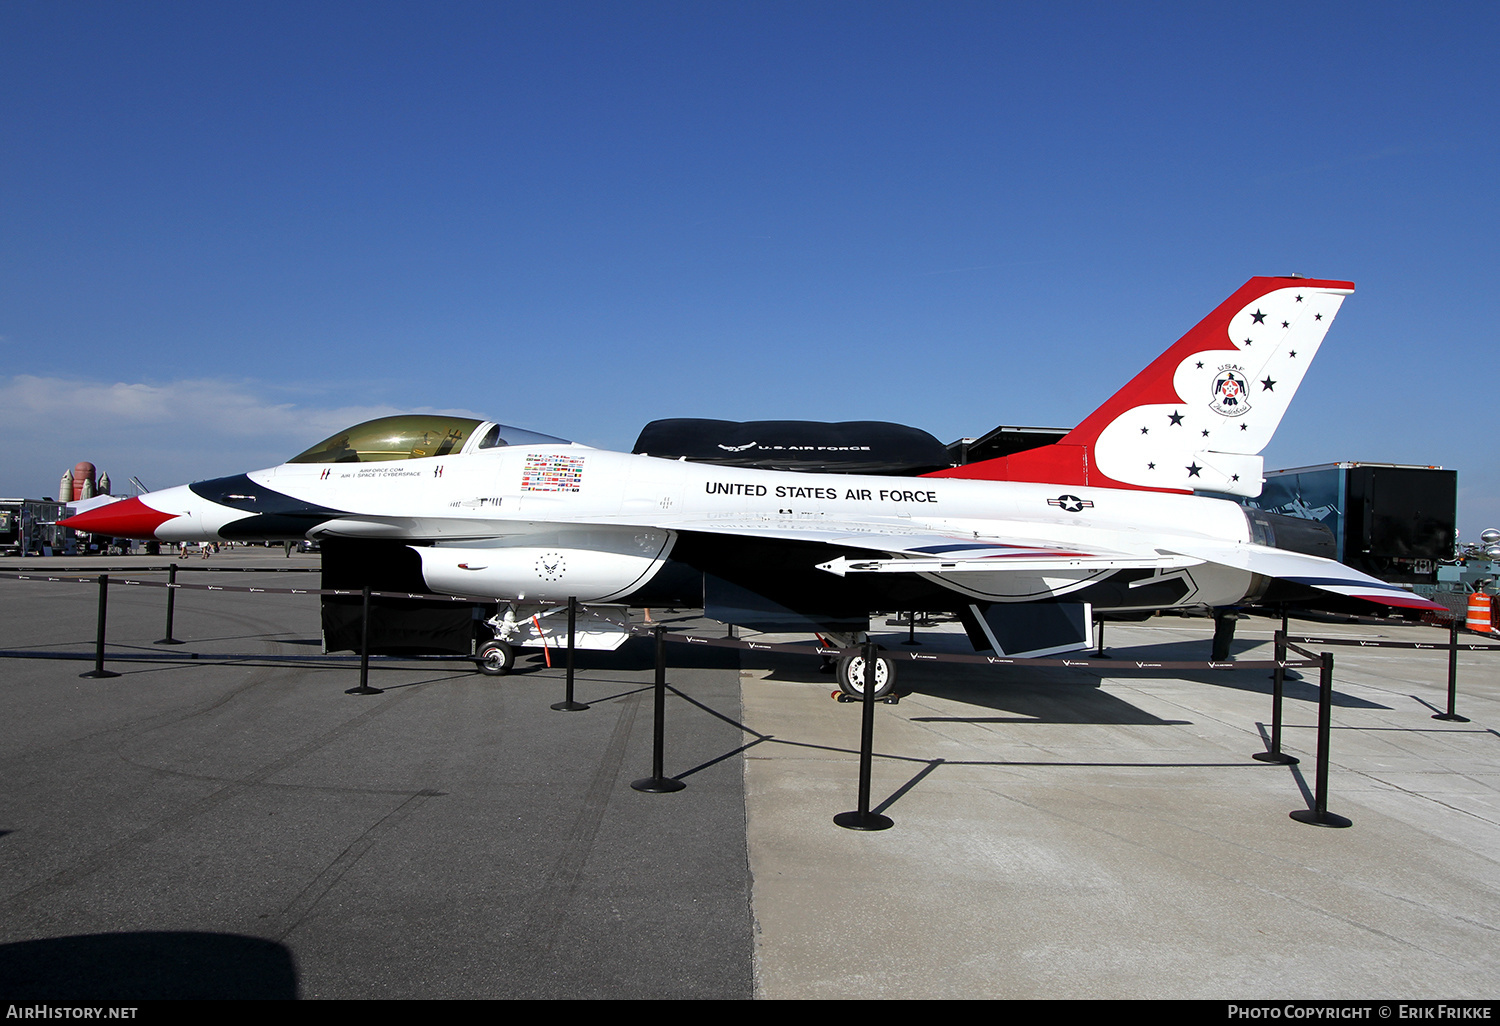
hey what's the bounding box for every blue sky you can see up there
[3,1,1496,539]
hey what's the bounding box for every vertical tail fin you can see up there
[926,276,1354,497]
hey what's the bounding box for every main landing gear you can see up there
[819,631,898,700]
[835,649,895,699]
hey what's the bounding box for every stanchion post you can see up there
[1253,628,1298,764]
[1434,617,1470,722]
[902,610,920,647]
[154,563,184,645]
[633,624,685,793]
[1290,652,1350,827]
[567,597,576,697]
[80,574,121,679]
[551,597,588,711]
[346,584,382,695]
[835,641,893,831]
[1093,618,1111,658]
[1270,605,1300,681]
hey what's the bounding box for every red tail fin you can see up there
[925,276,1354,497]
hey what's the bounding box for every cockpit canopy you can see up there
[288,415,568,464]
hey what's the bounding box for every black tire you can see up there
[835,650,895,698]
[477,640,515,676]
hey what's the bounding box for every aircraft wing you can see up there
[657,514,1445,613]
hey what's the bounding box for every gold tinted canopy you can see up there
[289,416,482,464]
[288,415,569,463]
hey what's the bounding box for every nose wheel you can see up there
[835,650,895,699]
[477,640,515,676]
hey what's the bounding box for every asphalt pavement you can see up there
[1,552,1497,1000]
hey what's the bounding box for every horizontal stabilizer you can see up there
[1167,540,1447,613]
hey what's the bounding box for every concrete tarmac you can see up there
[1,552,1497,1000]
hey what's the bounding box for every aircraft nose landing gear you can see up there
[477,639,515,676]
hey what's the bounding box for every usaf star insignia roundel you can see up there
[1047,494,1094,513]
[1208,365,1252,417]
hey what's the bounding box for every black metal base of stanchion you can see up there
[154,638,186,645]
[631,775,686,793]
[833,693,899,705]
[834,810,894,831]
[1289,809,1352,828]
[551,700,589,711]
[1252,750,1300,765]
[1432,712,1471,722]
[345,685,383,695]
[79,669,121,679]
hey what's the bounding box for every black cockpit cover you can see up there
[633,419,952,475]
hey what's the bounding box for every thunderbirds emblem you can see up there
[1209,365,1252,417]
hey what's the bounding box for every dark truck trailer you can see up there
[1243,463,1456,585]
[0,501,20,555]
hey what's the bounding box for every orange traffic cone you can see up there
[1465,591,1493,633]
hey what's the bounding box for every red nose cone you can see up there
[61,498,179,539]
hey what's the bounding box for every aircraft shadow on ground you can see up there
[747,652,1186,725]
[0,931,298,1000]
[1097,638,1391,708]
[511,634,741,674]
[902,667,1190,725]
[746,634,1391,721]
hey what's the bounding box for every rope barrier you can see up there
[1287,633,1500,651]
[627,624,1321,670]
[1,571,481,601]
[3,564,320,573]
[3,569,1331,671]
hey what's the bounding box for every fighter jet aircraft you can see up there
[64,276,1444,693]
